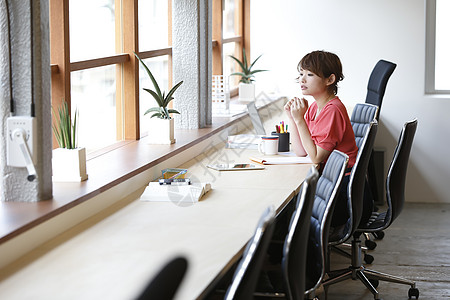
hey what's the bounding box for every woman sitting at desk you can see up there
[284,50,358,227]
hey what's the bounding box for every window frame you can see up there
[425,0,450,94]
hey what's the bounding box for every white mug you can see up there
[258,136,279,155]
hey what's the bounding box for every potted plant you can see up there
[230,48,267,102]
[135,52,183,144]
[51,101,88,182]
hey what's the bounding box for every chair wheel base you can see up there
[408,287,419,299]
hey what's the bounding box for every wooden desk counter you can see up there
[0,187,296,299]
[0,149,314,300]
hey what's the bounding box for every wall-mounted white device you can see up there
[6,116,38,181]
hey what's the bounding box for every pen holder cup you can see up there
[271,132,290,152]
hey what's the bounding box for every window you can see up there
[50,0,172,153]
[212,0,250,94]
[50,0,250,153]
[426,0,450,93]
[69,0,117,149]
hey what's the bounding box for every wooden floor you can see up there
[325,202,450,300]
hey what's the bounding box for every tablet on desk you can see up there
[206,163,265,171]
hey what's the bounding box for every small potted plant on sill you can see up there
[230,48,267,102]
[51,101,88,182]
[135,52,183,144]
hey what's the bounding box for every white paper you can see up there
[140,182,211,203]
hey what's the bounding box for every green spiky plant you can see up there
[134,52,183,119]
[230,48,267,84]
[52,101,78,149]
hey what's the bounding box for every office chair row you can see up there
[134,117,418,300]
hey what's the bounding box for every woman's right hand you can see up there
[289,97,308,123]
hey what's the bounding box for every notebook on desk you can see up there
[140,182,212,203]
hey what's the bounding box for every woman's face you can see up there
[298,68,331,97]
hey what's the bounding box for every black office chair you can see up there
[253,167,319,300]
[328,120,378,245]
[225,206,277,300]
[325,119,419,300]
[365,59,397,239]
[324,121,378,287]
[365,59,397,121]
[331,109,378,264]
[350,103,380,252]
[136,256,188,300]
[281,167,319,300]
[304,150,349,300]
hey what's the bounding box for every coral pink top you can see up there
[305,97,358,168]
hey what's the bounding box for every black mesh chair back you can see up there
[351,103,378,150]
[136,256,188,300]
[282,167,319,300]
[330,120,378,245]
[225,206,276,300]
[305,150,348,297]
[365,59,397,120]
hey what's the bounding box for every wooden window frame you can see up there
[49,0,173,149]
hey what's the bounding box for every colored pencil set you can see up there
[275,121,288,133]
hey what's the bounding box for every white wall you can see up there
[251,0,450,203]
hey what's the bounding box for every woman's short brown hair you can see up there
[297,50,344,94]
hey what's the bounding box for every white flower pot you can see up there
[52,147,88,182]
[148,118,175,144]
[238,82,255,102]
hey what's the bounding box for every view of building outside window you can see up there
[69,0,116,152]
[435,0,450,90]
